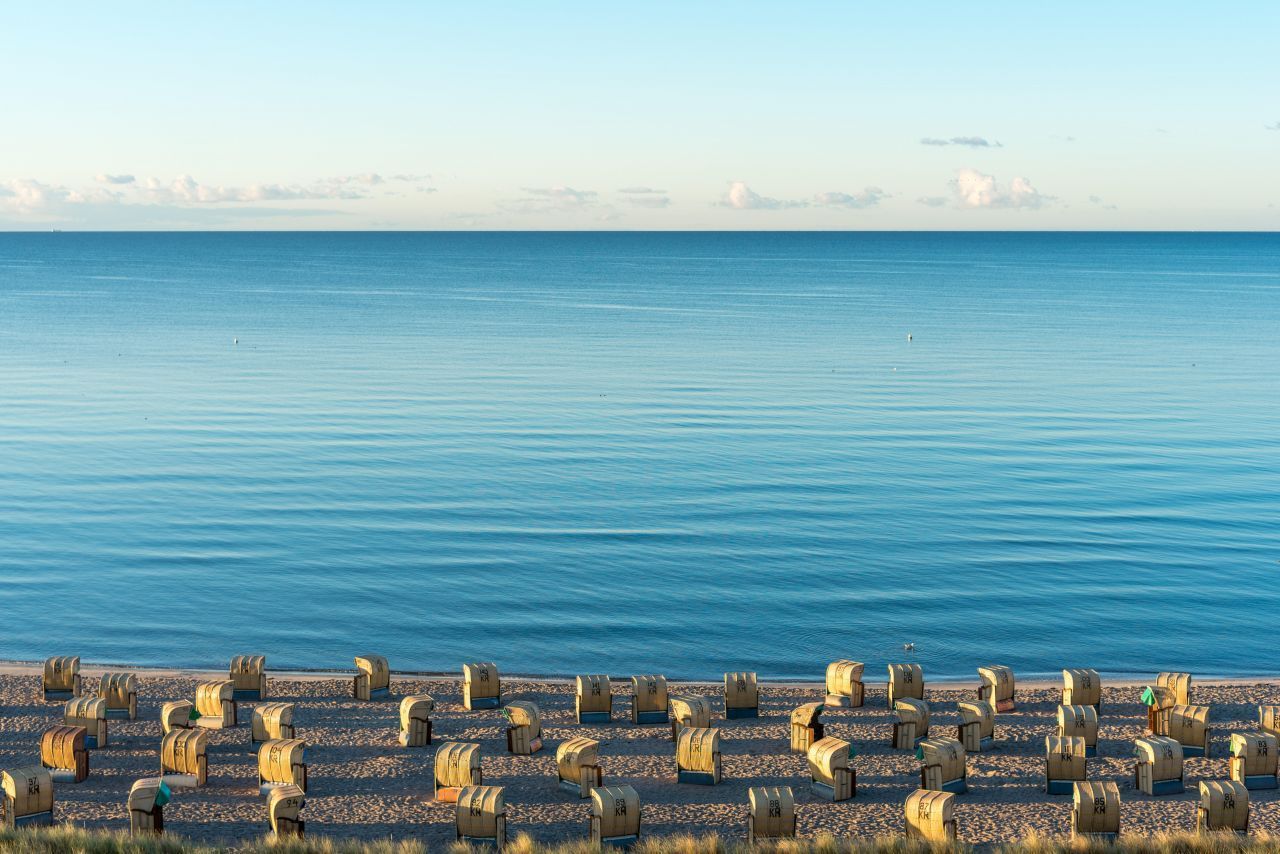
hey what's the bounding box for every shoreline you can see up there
[5,658,1280,690]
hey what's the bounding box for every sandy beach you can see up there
[3,667,1280,845]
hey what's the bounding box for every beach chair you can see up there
[463,662,501,710]
[1198,780,1248,834]
[675,726,721,785]
[1164,704,1211,757]
[40,726,88,783]
[267,784,305,837]
[1063,668,1102,713]
[1228,731,1277,790]
[892,698,929,749]
[42,657,80,701]
[434,742,482,803]
[977,665,1015,713]
[917,736,967,794]
[252,702,296,748]
[258,738,307,795]
[824,660,865,708]
[957,701,994,752]
[160,728,208,788]
[399,695,434,747]
[888,663,924,706]
[904,789,955,841]
[590,785,639,848]
[353,655,390,701]
[630,675,668,724]
[1135,735,1184,795]
[725,671,759,718]
[64,697,108,748]
[160,701,194,735]
[98,672,138,720]
[1057,704,1098,757]
[1,767,54,828]
[1071,781,1119,842]
[127,778,166,835]
[575,675,612,723]
[747,786,795,842]
[556,736,601,798]
[1044,735,1087,795]
[807,736,855,801]
[456,785,505,850]
[1260,706,1280,740]
[669,695,712,740]
[194,680,237,729]
[790,702,824,753]
[230,655,266,701]
[1157,671,1192,704]
[504,700,542,755]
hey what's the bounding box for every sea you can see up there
[1,231,1277,681]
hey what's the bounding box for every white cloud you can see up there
[142,175,367,203]
[618,186,666,194]
[950,168,1051,209]
[0,178,122,216]
[722,182,887,211]
[1267,121,1280,131]
[813,188,887,209]
[921,136,1002,148]
[720,181,805,210]
[95,173,135,185]
[917,196,948,207]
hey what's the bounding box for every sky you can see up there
[1,1,1277,230]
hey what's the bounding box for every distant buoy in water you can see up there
[907,333,912,341]
[234,338,239,345]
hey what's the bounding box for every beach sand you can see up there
[3,670,1279,845]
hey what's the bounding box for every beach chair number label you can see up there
[1093,797,1106,814]
[591,683,601,696]
[614,801,627,817]
[469,802,483,816]
[478,668,489,682]
[769,799,781,817]
[1224,793,1235,809]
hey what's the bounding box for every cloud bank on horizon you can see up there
[0,2,1275,229]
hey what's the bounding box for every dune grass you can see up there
[0,828,1275,854]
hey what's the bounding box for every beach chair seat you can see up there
[790,702,824,753]
[194,680,237,729]
[98,672,138,720]
[353,655,390,701]
[630,675,668,724]
[127,778,166,835]
[669,695,712,740]
[725,671,759,718]
[977,665,1015,713]
[230,655,266,700]
[888,663,924,706]
[556,736,601,798]
[824,660,864,708]
[434,742,482,803]
[747,786,795,842]
[675,727,721,785]
[42,657,80,702]
[575,675,612,723]
[917,736,967,794]
[399,695,433,747]
[1228,731,1277,790]
[1135,735,1184,795]
[1198,780,1248,834]
[590,785,639,848]
[1071,781,1119,842]
[268,783,305,837]
[904,789,955,841]
[40,725,89,783]
[893,698,929,750]
[64,697,108,749]
[1,767,54,828]
[807,736,855,801]
[1044,735,1087,795]
[504,700,542,755]
[455,785,505,849]
[160,728,208,788]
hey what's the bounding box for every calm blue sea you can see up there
[1,232,1278,680]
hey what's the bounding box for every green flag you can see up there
[1140,687,1156,706]
[155,781,172,808]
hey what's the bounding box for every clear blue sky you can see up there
[2,1,1276,229]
